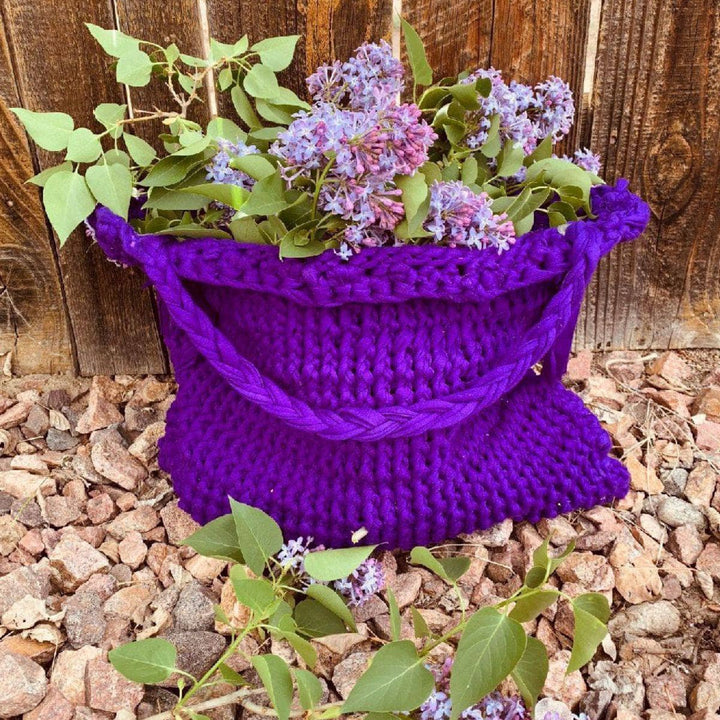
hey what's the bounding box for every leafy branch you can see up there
[107,500,610,720]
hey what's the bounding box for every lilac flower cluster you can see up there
[566,147,602,174]
[276,538,386,607]
[461,69,574,152]
[333,557,385,607]
[271,41,436,256]
[420,659,528,720]
[205,138,259,190]
[306,39,404,111]
[425,181,516,252]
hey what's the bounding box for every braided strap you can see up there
[91,181,649,442]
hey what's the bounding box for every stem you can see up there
[175,624,254,710]
[311,159,335,218]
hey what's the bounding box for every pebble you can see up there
[174,580,216,631]
[0,469,54,498]
[160,500,200,545]
[657,496,707,530]
[91,438,147,490]
[332,651,373,699]
[696,543,720,581]
[0,651,47,717]
[75,388,124,434]
[609,600,681,638]
[696,421,720,452]
[49,534,110,591]
[668,524,705,566]
[86,493,116,524]
[118,531,148,569]
[0,515,24,556]
[159,630,227,687]
[106,506,159,539]
[85,657,145,712]
[685,463,718,507]
[42,495,82,528]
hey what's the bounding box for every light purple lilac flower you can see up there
[424,181,516,252]
[567,147,601,174]
[277,537,314,572]
[460,68,574,151]
[333,557,385,607]
[205,138,259,190]
[307,40,404,111]
[533,75,575,141]
[420,660,529,720]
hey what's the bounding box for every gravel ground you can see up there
[0,350,718,720]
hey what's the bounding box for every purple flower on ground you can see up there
[425,181,516,252]
[277,537,314,572]
[333,557,385,606]
[205,138,259,190]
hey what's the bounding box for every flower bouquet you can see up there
[14,21,650,548]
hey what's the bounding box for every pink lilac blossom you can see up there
[533,74,575,141]
[425,181,516,252]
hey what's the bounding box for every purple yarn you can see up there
[90,181,649,549]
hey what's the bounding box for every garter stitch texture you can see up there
[91,180,650,549]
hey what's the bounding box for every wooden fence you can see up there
[0,0,718,375]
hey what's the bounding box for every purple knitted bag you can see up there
[91,180,649,549]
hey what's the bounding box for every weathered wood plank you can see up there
[2,0,167,375]
[576,0,720,349]
[206,0,393,101]
[0,15,74,374]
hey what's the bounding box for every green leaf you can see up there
[249,126,283,141]
[449,607,527,719]
[411,607,430,639]
[156,224,232,239]
[255,99,295,126]
[305,584,357,632]
[230,571,277,617]
[207,117,247,143]
[11,108,74,152]
[509,590,560,623]
[108,638,177,684]
[229,499,283,575]
[85,23,139,57]
[279,233,325,258]
[219,663,248,686]
[229,216,265,244]
[85,163,133,219]
[461,156,478,185]
[566,600,608,673]
[524,134,553,165]
[510,636,548,709]
[229,154,276,180]
[251,654,293,720]
[480,115,501,158]
[124,134,157,166]
[180,183,249,210]
[231,85,262,130]
[401,18,432,86]
[343,640,434,713]
[277,630,318,668]
[294,598,348,638]
[409,547,467,585]
[27,162,72,187]
[143,188,209,211]
[387,588,401,642]
[251,36,301,71]
[303,545,377,582]
[182,514,244,562]
[396,171,427,224]
[140,154,206,187]
[94,103,126,138]
[523,566,547,589]
[496,141,526,178]
[574,593,611,623]
[448,82,480,110]
[43,171,96,244]
[295,668,323,711]
[244,64,279,99]
[104,149,131,167]
[239,171,290,216]
[66,128,103,163]
[116,49,153,87]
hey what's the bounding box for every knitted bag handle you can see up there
[94,214,612,442]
